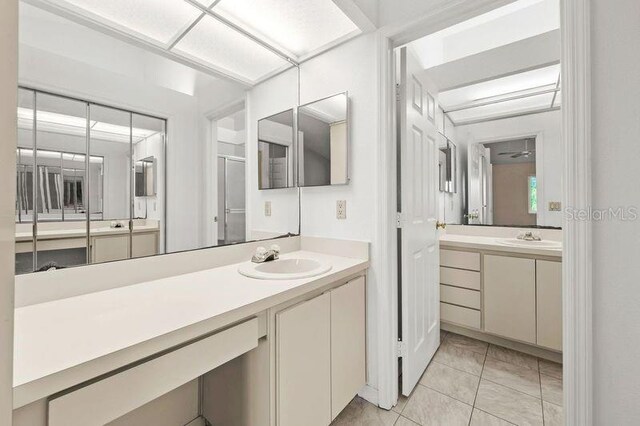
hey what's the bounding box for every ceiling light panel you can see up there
[439,64,560,109]
[449,92,555,123]
[56,0,202,45]
[212,0,359,57]
[173,14,290,83]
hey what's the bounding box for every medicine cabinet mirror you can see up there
[297,93,348,187]
[135,156,157,197]
[257,109,295,190]
[439,134,457,193]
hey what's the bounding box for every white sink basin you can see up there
[238,258,332,280]
[496,238,562,250]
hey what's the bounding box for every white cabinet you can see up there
[484,255,536,344]
[276,293,332,426]
[536,260,562,351]
[330,277,366,420]
[91,234,129,263]
[276,277,366,426]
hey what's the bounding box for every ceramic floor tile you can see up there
[420,361,480,404]
[433,343,486,376]
[542,401,563,426]
[540,374,563,406]
[402,385,472,426]
[474,380,543,426]
[444,333,489,355]
[470,408,516,425]
[395,415,420,426]
[487,344,539,371]
[393,393,409,414]
[440,329,448,343]
[538,359,563,380]
[482,356,541,398]
[331,396,400,426]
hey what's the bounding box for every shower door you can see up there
[218,155,246,244]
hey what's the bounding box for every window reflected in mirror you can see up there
[297,93,348,187]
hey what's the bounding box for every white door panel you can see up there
[399,47,440,396]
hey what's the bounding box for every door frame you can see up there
[374,0,592,424]
[203,99,245,248]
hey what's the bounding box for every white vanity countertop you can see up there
[15,224,160,241]
[440,234,562,258]
[13,250,368,408]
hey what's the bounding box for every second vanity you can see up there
[12,236,369,426]
[439,226,562,356]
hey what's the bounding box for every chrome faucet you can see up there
[517,231,542,241]
[251,245,280,263]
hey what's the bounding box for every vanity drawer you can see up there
[440,285,480,310]
[48,318,259,426]
[440,249,480,271]
[441,302,481,329]
[440,266,481,290]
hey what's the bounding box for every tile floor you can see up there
[331,331,563,426]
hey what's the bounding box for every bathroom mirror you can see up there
[14,3,302,275]
[258,109,295,190]
[135,156,156,197]
[297,93,349,187]
[439,134,456,193]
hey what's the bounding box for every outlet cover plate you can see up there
[265,201,272,217]
[336,200,346,219]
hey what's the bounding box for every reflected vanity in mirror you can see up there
[258,109,295,190]
[298,93,348,187]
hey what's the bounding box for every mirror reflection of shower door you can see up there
[218,156,246,245]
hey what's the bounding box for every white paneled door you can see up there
[398,47,440,396]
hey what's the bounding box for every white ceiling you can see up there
[440,64,561,125]
[409,0,559,70]
[300,93,347,123]
[36,0,362,85]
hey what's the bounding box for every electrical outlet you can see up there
[336,200,347,219]
[548,201,562,212]
[265,201,272,217]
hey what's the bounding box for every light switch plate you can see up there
[336,200,347,219]
[265,201,272,217]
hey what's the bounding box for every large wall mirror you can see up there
[297,93,349,187]
[15,2,302,275]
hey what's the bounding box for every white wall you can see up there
[456,110,562,227]
[0,0,17,421]
[246,68,299,238]
[591,0,640,423]
[298,33,380,390]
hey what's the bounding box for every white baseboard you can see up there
[442,323,562,363]
[358,384,379,406]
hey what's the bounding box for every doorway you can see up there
[392,1,568,423]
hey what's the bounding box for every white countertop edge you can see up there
[13,253,369,409]
[440,235,562,258]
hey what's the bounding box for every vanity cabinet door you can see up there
[483,255,536,344]
[91,234,129,263]
[276,293,331,426]
[330,277,366,420]
[536,260,562,351]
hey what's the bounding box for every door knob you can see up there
[436,221,446,230]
